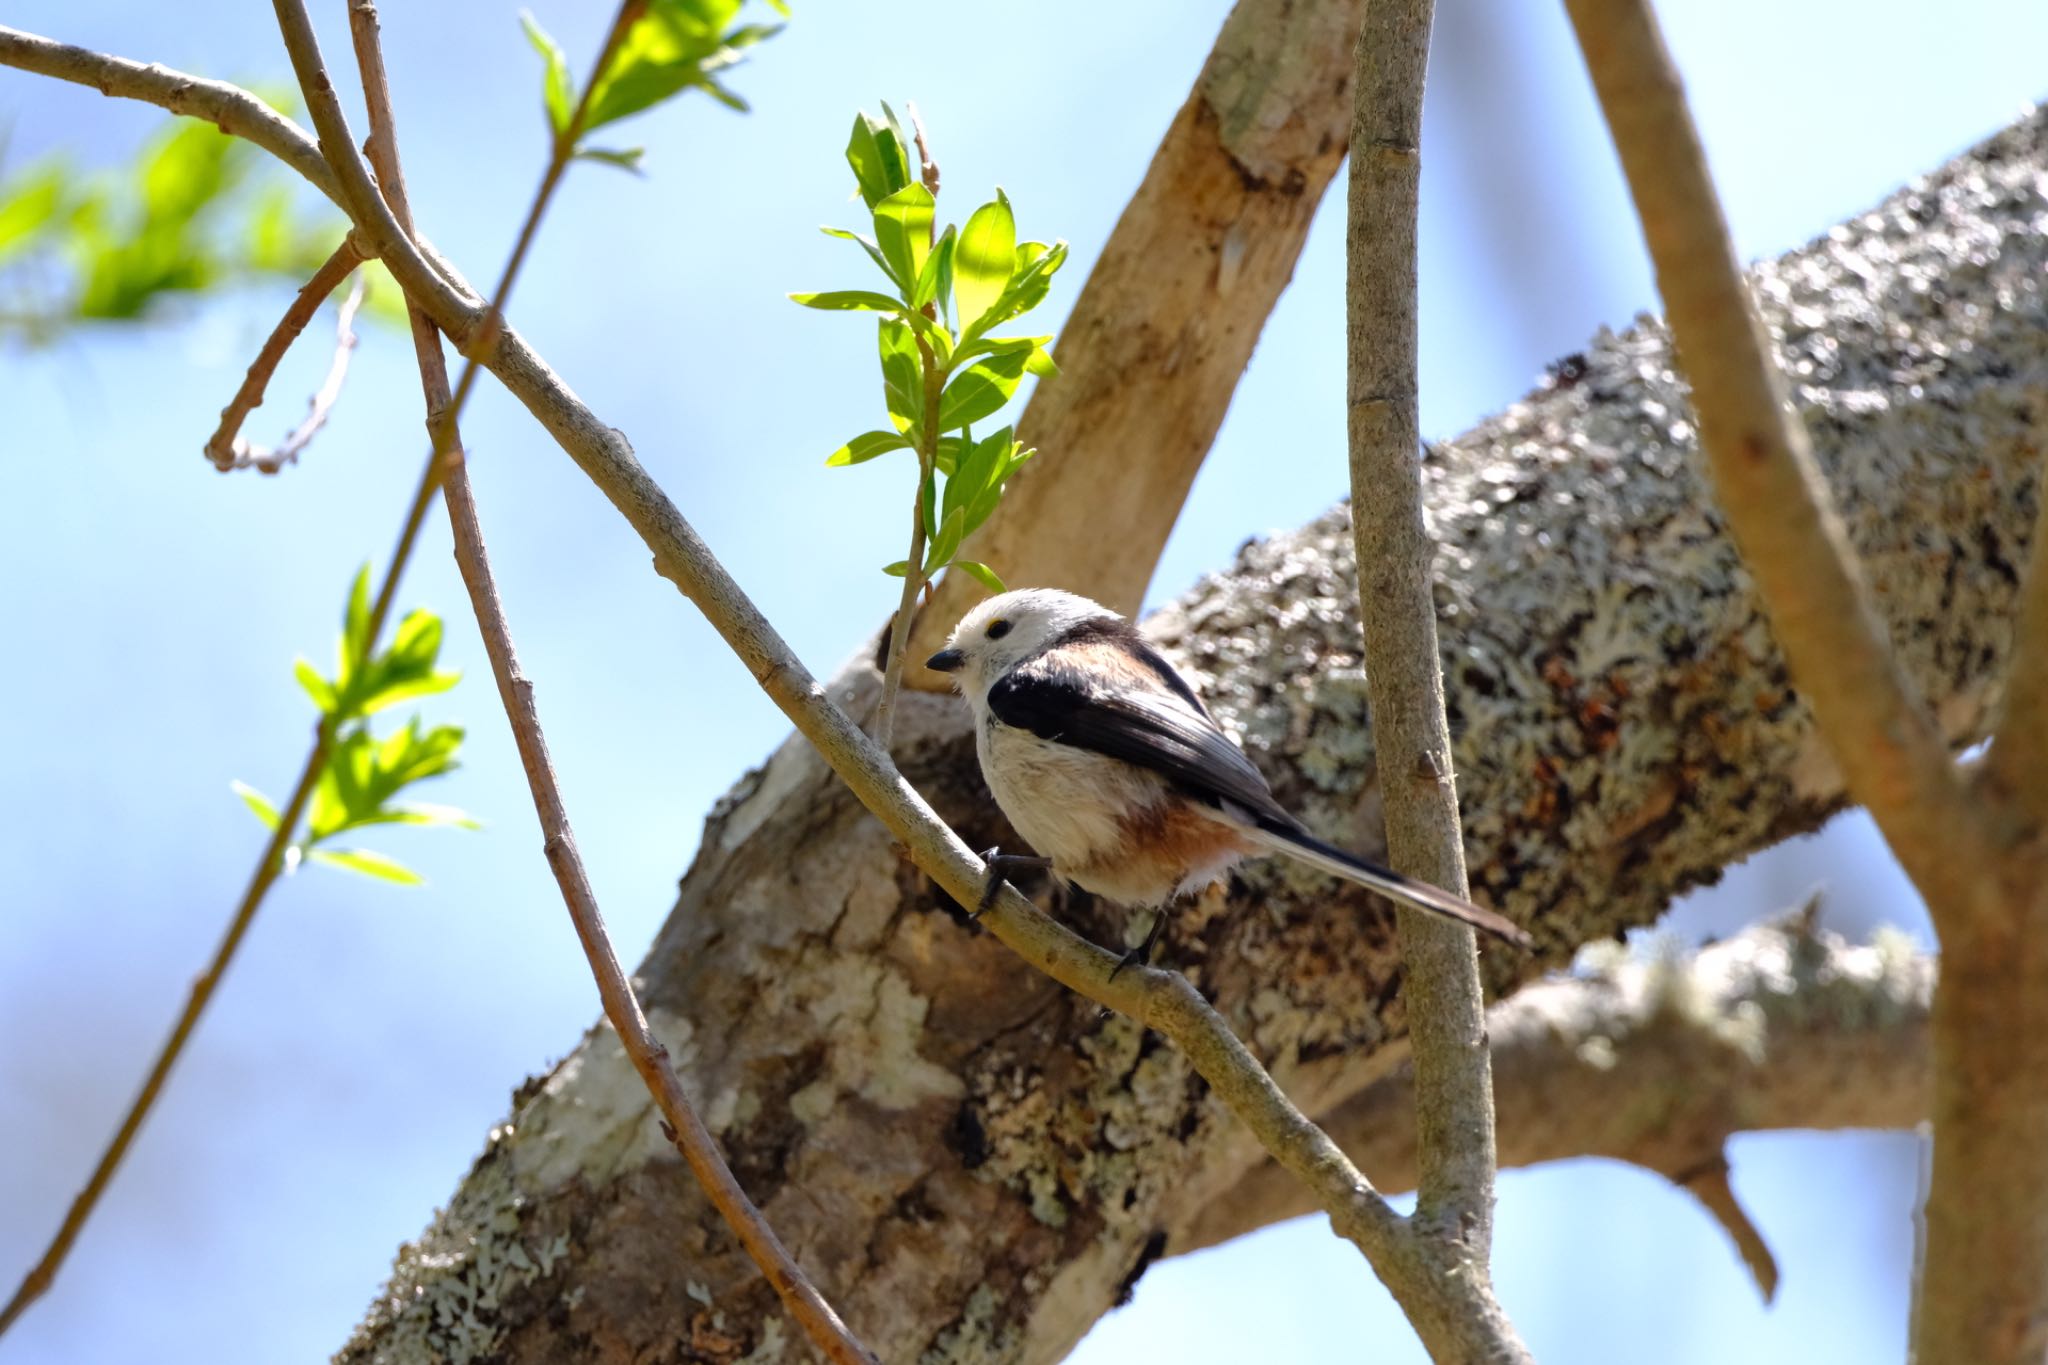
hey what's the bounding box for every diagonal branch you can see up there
[0,24,341,204]
[1982,502,2048,826]
[1344,2,1527,1357]
[1562,0,1989,919]
[337,4,872,1363]
[205,235,367,473]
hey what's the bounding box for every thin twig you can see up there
[1565,2,2048,1359]
[871,339,942,750]
[340,5,873,1362]
[907,100,940,198]
[1343,2,1528,1357]
[0,460,444,1340]
[206,236,367,473]
[7,21,1533,1341]
[0,24,341,205]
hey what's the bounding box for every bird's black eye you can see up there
[985,618,1012,640]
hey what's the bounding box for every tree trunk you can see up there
[339,109,2048,1365]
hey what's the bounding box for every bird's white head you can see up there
[926,587,1121,701]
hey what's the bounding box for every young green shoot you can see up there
[794,103,1065,746]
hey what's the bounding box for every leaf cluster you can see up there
[794,106,1067,589]
[521,0,786,174]
[0,115,401,340]
[236,567,477,885]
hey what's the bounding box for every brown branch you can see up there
[0,447,446,1343]
[339,5,873,1364]
[1981,496,2048,828]
[205,236,367,473]
[0,24,342,206]
[907,100,940,197]
[1565,3,2048,1360]
[1344,2,1527,1357]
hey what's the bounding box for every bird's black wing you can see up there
[986,645,1301,832]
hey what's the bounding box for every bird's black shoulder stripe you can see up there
[1045,617,1211,716]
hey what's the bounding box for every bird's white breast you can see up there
[977,715,1163,871]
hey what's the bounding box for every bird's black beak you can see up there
[927,648,965,674]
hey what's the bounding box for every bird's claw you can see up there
[973,846,1051,920]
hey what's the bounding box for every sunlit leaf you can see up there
[952,560,1006,594]
[819,225,900,290]
[826,430,911,466]
[877,317,923,436]
[936,347,1030,430]
[308,846,424,885]
[788,289,904,312]
[582,0,782,135]
[0,165,63,267]
[882,560,909,576]
[519,10,576,135]
[294,656,337,713]
[341,564,372,679]
[923,505,966,573]
[911,224,955,312]
[953,193,1015,331]
[871,183,933,296]
[231,780,282,831]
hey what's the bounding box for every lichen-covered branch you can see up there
[343,110,2048,1362]
[1181,914,1935,1284]
[1345,0,1526,1356]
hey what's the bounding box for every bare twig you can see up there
[1343,2,1528,1357]
[206,236,367,473]
[907,100,940,197]
[1566,2,2048,1359]
[0,457,444,1340]
[0,24,341,205]
[340,5,872,1363]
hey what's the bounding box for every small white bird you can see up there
[927,587,1531,968]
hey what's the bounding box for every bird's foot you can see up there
[1107,910,1169,981]
[973,847,1053,919]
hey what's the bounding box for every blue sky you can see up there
[1,2,2040,1361]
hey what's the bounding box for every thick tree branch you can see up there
[1345,2,1526,1358]
[1183,916,1935,1295]
[908,0,1373,670]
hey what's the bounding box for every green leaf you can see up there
[519,11,576,136]
[788,289,904,312]
[231,780,282,831]
[341,564,372,676]
[953,193,1016,331]
[911,224,955,312]
[357,669,461,717]
[294,656,337,714]
[877,318,923,436]
[923,505,966,573]
[574,146,646,174]
[1025,345,1059,379]
[308,847,424,885]
[582,1,781,135]
[0,165,63,267]
[383,802,483,830]
[820,225,900,290]
[882,560,909,577]
[844,113,897,211]
[952,560,1006,594]
[826,430,911,466]
[942,425,1009,526]
[936,348,1030,431]
[871,183,933,297]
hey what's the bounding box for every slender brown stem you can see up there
[0,448,443,1340]
[871,344,942,749]
[205,234,365,472]
[1343,2,1528,1357]
[342,5,874,1362]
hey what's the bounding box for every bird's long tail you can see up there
[1241,823,1533,949]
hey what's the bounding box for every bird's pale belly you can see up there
[980,721,1253,907]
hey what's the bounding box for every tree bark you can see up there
[340,110,2048,1364]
